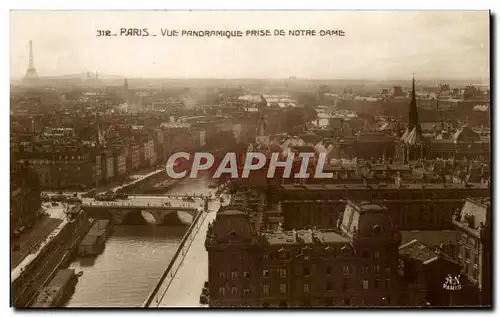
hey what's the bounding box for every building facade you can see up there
[205,201,425,307]
[452,198,491,306]
[278,198,463,231]
[15,146,96,190]
[10,163,41,236]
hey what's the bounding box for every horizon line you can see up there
[9,74,491,82]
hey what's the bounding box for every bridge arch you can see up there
[122,209,159,225]
[159,209,197,226]
[82,203,200,226]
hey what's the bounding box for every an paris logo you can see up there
[443,274,462,291]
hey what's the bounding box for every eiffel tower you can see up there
[23,40,38,83]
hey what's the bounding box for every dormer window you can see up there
[279,250,286,260]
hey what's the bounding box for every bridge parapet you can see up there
[81,204,200,225]
[82,204,197,211]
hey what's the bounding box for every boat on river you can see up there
[31,269,79,307]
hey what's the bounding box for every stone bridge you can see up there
[81,204,200,225]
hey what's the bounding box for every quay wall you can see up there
[12,210,93,307]
[143,207,207,307]
[115,169,166,194]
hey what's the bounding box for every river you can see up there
[66,177,215,307]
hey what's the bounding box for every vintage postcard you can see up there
[10,10,491,308]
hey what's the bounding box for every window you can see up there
[374,251,380,259]
[280,267,287,277]
[385,279,391,289]
[374,279,380,289]
[325,281,333,291]
[219,287,225,296]
[243,288,250,295]
[263,254,269,261]
[219,272,225,279]
[342,298,351,306]
[343,279,350,290]
[361,250,369,258]
[303,283,310,293]
[304,255,310,260]
[326,266,332,275]
[231,271,238,280]
[343,265,351,275]
[362,280,369,289]
[374,265,380,273]
[362,265,369,274]
[262,284,269,294]
[464,249,470,260]
[231,286,238,295]
[330,215,335,224]
[303,268,310,277]
[262,269,269,278]
[279,252,286,260]
[243,271,250,278]
[385,267,391,274]
[280,283,287,293]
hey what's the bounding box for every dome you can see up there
[341,201,397,242]
[357,208,393,237]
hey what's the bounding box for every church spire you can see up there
[407,74,421,134]
[256,113,268,137]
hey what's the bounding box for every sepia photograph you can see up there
[9,10,491,308]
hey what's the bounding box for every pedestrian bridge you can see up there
[81,203,200,225]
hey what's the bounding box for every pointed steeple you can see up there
[407,74,421,134]
[256,114,268,137]
[124,78,129,90]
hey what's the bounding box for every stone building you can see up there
[398,239,465,306]
[452,197,491,306]
[14,144,97,190]
[10,163,41,237]
[205,201,425,307]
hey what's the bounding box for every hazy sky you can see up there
[10,11,490,80]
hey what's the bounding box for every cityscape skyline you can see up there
[10,11,490,81]
[10,9,492,310]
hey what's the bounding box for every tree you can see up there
[294,92,319,108]
[282,107,318,134]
